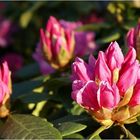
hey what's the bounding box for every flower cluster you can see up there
[33,16,96,75]
[71,41,140,126]
[33,16,75,72]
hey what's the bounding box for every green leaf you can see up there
[53,114,91,125]
[46,77,71,90]
[12,76,49,103]
[19,91,48,103]
[96,32,121,44]
[15,63,40,79]
[56,122,87,137]
[63,133,84,139]
[19,2,44,28]
[32,101,46,116]
[53,114,100,129]
[76,23,111,32]
[20,11,33,28]
[12,78,44,98]
[0,114,62,139]
[123,22,137,30]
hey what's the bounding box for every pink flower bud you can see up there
[71,57,95,82]
[0,62,11,117]
[97,82,120,109]
[46,16,61,35]
[105,41,124,71]
[126,28,135,48]
[95,51,111,84]
[0,62,11,92]
[71,81,100,111]
[40,16,75,69]
[122,47,136,71]
[117,48,138,96]
[129,82,140,106]
[34,17,97,75]
[117,61,139,96]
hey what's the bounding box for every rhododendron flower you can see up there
[71,41,140,126]
[33,16,97,75]
[126,23,140,60]
[60,20,97,56]
[1,53,23,74]
[0,62,11,117]
[40,16,75,70]
[33,16,96,74]
[0,17,13,48]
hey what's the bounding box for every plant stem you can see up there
[88,125,108,140]
[127,128,137,140]
[120,125,137,140]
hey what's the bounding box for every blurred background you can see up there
[0,1,140,80]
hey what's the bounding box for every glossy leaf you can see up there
[53,114,92,125]
[0,114,62,139]
[63,133,84,139]
[56,122,87,137]
[12,76,47,100]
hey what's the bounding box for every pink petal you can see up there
[72,81,99,111]
[88,54,96,80]
[1,62,10,86]
[46,16,61,35]
[121,47,136,73]
[129,83,140,106]
[126,28,135,48]
[112,84,120,106]
[71,57,93,82]
[117,61,139,95]
[95,51,111,83]
[105,41,124,70]
[40,28,52,57]
[97,81,115,109]
[0,81,5,103]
